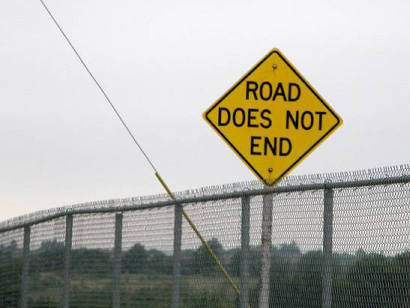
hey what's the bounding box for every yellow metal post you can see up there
[155,172,241,298]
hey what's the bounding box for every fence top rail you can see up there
[1,165,409,233]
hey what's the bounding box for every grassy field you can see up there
[28,272,253,307]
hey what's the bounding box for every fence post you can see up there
[113,213,123,308]
[63,214,73,308]
[258,193,273,308]
[20,225,30,308]
[172,203,183,308]
[322,188,334,308]
[240,196,250,308]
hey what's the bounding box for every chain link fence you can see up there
[0,165,409,307]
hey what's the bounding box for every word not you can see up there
[286,110,326,130]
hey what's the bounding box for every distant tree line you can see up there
[0,238,409,307]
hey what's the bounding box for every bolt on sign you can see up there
[203,48,342,186]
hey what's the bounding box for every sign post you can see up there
[204,48,342,307]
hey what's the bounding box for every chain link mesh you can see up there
[0,229,23,308]
[0,165,409,307]
[70,213,115,308]
[332,182,410,307]
[28,217,65,307]
[121,206,174,307]
[181,198,242,307]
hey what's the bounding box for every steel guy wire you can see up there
[37,0,242,300]
[38,0,158,174]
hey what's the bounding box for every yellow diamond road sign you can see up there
[203,48,342,186]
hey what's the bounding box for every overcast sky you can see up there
[1,0,409,221]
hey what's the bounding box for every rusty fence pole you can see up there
[322,188,334,308]
[63,214,73,308]
[240,196,250,308]
[112,213,123,308]
[172,203,183,308]
[20,225,31,308]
